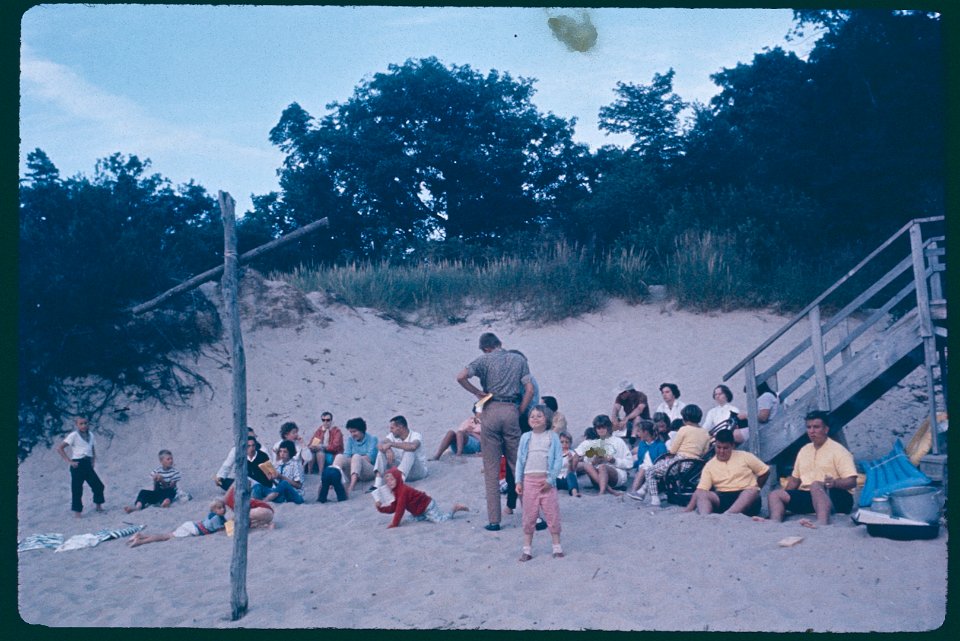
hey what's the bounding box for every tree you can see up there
[266,57,591,259]
[18,150,221,457]
[598,69,687,165]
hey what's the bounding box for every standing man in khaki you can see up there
[457,332,535,531]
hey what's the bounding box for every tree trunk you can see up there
[220,191,250,621]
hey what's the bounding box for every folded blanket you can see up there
[17,533,64,553]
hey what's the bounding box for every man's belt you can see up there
[490,395,521,403]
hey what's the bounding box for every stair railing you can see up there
[723,216,945,458]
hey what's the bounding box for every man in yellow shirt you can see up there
[767,411,857,526]
[685,428,769,516]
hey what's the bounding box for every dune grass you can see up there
[272,241,651,325]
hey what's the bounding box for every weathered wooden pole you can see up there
[220,191,251,621]
[128,216,329,316]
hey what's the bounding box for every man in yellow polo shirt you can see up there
[767,411,857,526]
[684,428,769,516]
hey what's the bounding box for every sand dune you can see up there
[17,280,946,630]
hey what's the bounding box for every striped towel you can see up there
[94,524,146,542]
[17,533,64,553]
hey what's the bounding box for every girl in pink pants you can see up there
[515,405,564,561]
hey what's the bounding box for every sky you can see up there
[20,5,820,215]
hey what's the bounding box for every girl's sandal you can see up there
[552,552,565,559]
[518,553,533,562]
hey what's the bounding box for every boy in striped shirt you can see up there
[124,450,182,512]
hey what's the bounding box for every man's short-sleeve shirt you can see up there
[791,438,857,493]
[615,390,649,418]
[466,350,532,399]
[697,450,769,492]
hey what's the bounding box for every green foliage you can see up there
[266,57,594,260]
[18,150,222,458]
[274,241,651,326]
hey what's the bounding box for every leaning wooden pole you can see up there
[220,191,251,621]
[128,216,329,316]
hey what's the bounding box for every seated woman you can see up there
[702,384,741,436]
[259,440,304,504]
[541,396,567,433]
[272,421,313,470]
[570,416,633,496]
[638,404,711,502]
[734,381,780,444]
[626,420,668,500]
[430,415,482,461]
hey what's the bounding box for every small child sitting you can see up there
[127,498,226,547]
[375,468,468,528]
[124,449,181,513]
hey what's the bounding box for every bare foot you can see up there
[751,516,768,522]
[452,503,469,513]
[160,499,171,508]
[609,488,623,497]
[504,507,514,515]
[124,506,136,514]
[799,518,818,529]
[127,534,143,547]
[73,511,82,518]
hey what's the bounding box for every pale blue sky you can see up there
[20,5,818,214]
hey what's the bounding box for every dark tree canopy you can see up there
[267,57,592,259]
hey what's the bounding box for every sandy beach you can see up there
[17,277,947,630]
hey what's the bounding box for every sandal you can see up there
[553,552,565,559]
[518,553,533,562]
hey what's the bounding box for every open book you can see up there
[258,460,278,480]
[473,393,493,414]
[371,484,395,506]
[308,436,322,448]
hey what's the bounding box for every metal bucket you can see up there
[889,486,941,523]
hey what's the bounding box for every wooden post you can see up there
[809,306,830,411]
[220,191,250,620]
[909,223,940,455]
[744,359,760,457]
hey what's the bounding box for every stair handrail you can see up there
[723,215,945,383]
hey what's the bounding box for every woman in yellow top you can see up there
[633,404,710,503]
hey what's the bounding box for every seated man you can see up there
[373,415,428,487]
[571,415,633,496]
[331,417,379,495]
[430,415,482,461]
[684,429,769,516]
[610,380,650,443]
[766,411,857,526]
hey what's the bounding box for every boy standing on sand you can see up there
[56,417,105,517]
[124,450,181,512]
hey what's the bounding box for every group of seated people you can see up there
[120,377,853,531]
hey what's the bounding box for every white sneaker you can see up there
[636,483,648,499]
[626,491,644,501]
[650,493,661,507]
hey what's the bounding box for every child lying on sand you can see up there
[375,468,468,528]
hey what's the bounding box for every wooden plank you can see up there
[910,223,941,456]
[128,216,329,315]
[809,306,831,411]
[744,359,760,457]
[759,310,923,461]
[753,254,914,387]
[221,192,250,621]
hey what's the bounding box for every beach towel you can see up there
[54,524,147,552]
[93,524,146,542]
[17,533,64,553]
[56,533,104,552]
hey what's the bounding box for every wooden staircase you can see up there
[723,217,947,468]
